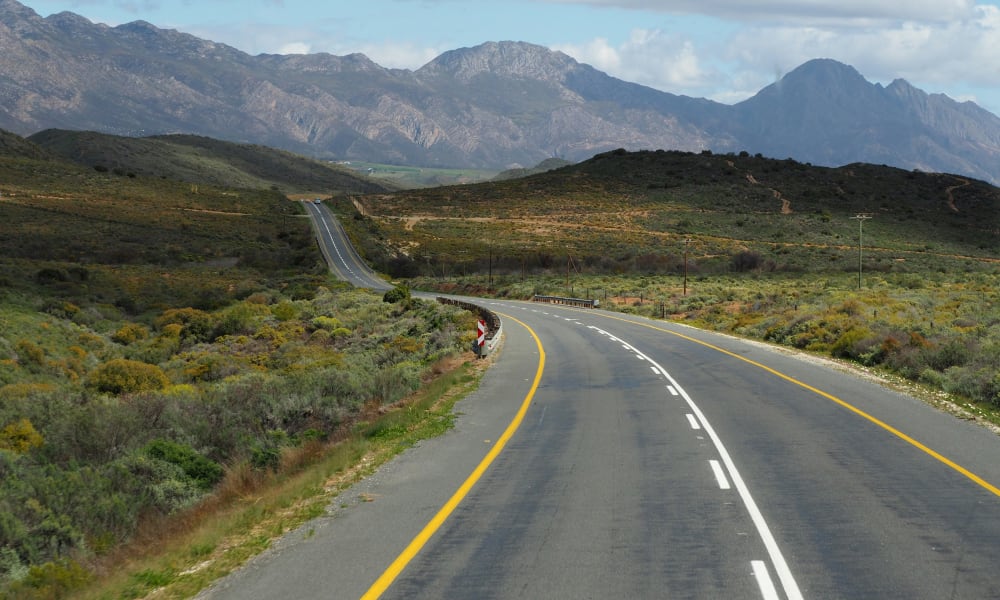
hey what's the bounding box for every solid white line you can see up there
[752,561,780,600]
[686,413,701,430]
[709,460,731,490]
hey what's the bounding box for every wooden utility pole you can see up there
[682,238,692,296]
[850,214,872,289]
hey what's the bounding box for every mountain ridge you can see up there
[0,0,997,183]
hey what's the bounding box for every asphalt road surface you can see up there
[203,210,1000,599]
[303,200,391,290]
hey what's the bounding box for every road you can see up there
[200,210,1000,599]
[303,200,392,290]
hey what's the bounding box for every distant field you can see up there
[338,161,500,188]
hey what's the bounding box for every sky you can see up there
[17,0,1000,116]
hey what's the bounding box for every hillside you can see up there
[349,149,1000,279]
[1,0,998,183]
[27,129,390,195]
[493,158,572,181]
[0,130,473,598]
[0,127,50,159]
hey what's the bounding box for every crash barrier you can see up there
[437,297,503,358]
[532,295,599,308]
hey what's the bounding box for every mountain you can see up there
[733,60,1000,181]
[1,0,998,183]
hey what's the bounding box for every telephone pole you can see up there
[850,214,872,289]
[682,238,692,296]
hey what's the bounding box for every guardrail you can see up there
[437,297,503,357]
[532,294,599,308]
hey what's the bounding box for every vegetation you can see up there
[27,129,390,196]
[339,161,500,189]
[0,137,477,598]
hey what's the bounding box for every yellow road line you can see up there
[596,311,1000,498]
[360,313,545,599]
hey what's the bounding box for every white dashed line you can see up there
[709,460,731,490]
[686,414,701,430]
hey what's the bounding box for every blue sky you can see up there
[18,0,1000,115]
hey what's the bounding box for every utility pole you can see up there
[851,214,872,289]
[682,238,692,296]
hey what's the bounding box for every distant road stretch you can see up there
[303,200,392,290]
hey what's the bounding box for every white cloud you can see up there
[555,28,715,91]
[353,42,444,69]
[277,41,311,55]
[540,0,979,24]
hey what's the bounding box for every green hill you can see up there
[353,148,1000,278]
[0,128,51,160]
[27,129,390,195]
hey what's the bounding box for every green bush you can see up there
[88,359,169,395]
[144,440,224,491]
[8,558,91,597]
[382,284,411,304]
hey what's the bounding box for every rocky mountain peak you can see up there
[418,41,578,82]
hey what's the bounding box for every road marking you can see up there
[686,413,701,430]
[667,385,679,396]
[590,324,803,600]
[752,560,780,600]
[650,366,661,376]
[710,459,731,490]
[591,311,1000,500]
[360,313,545,600]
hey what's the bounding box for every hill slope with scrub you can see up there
[346,148,1000,411]
[0,134,468,598]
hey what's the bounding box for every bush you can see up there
[9,558,92,597]
[0,419,44,454]
[88,359,169,395]
[155,307,215,343]
[144,440,224,490]
[112,322,150,345]
[383,284,411,304]
[730,251,764,272]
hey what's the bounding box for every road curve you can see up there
[201,212,1000,599]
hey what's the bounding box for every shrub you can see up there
[830,326,873,360]
[311,316,343,331]
[731,250,768,272]
[0,419,44,454]
[88,359,169,395]
[144,440,224,491]
[155,307,215,343]
[112,322,150,345]
[10,558,92,597]
[383,284,411,304]
[15,340,45,368]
